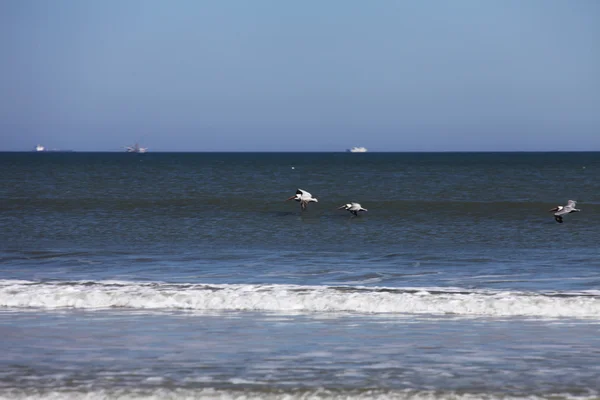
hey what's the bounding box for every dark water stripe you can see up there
[2,198,599,212]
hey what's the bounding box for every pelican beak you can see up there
[549,207,559,212]
[363,209,368,212]
[286,196,296,201]
[337,205,346,209]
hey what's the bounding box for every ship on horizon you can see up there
[33,145,74,152]
[125,143,148,153]
[347,146,368,153]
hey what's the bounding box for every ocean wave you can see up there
[0,388,598,400]
[1,280,599,318]
[4,197,600,215]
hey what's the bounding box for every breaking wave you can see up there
[1,280,599,318]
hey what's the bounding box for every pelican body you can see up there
[286,188,318,211]
[549,200,580,223]
[338,202,368,216]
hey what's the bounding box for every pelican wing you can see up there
[555,203,575,215]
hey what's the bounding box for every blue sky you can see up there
[1,1,598,151]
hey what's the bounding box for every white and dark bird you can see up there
[549,200,580,223]
[338,202,368,216]
[286,188,318,211]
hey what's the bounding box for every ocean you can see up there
[1,152,599,400]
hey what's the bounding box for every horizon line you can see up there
[2,150,600,154]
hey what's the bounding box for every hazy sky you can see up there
[1,1,598,151]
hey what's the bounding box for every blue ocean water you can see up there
[1,152,599,399]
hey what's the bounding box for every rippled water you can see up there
[1,152,599,399]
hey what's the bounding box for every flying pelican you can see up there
[549,200,580,223]
[338,202,368,216]
[286,188,318,211]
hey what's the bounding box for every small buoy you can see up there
[291,166,295,169]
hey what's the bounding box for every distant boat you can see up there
[33,145,74,152]
[347,146,368,153]
[125,143,148,153]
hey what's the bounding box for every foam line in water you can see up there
[0,388,598,400]
[1,280,599,318]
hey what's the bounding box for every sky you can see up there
[0,0,598,152]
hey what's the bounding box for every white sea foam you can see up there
[0,388,597,400]
[1,280,599,318]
